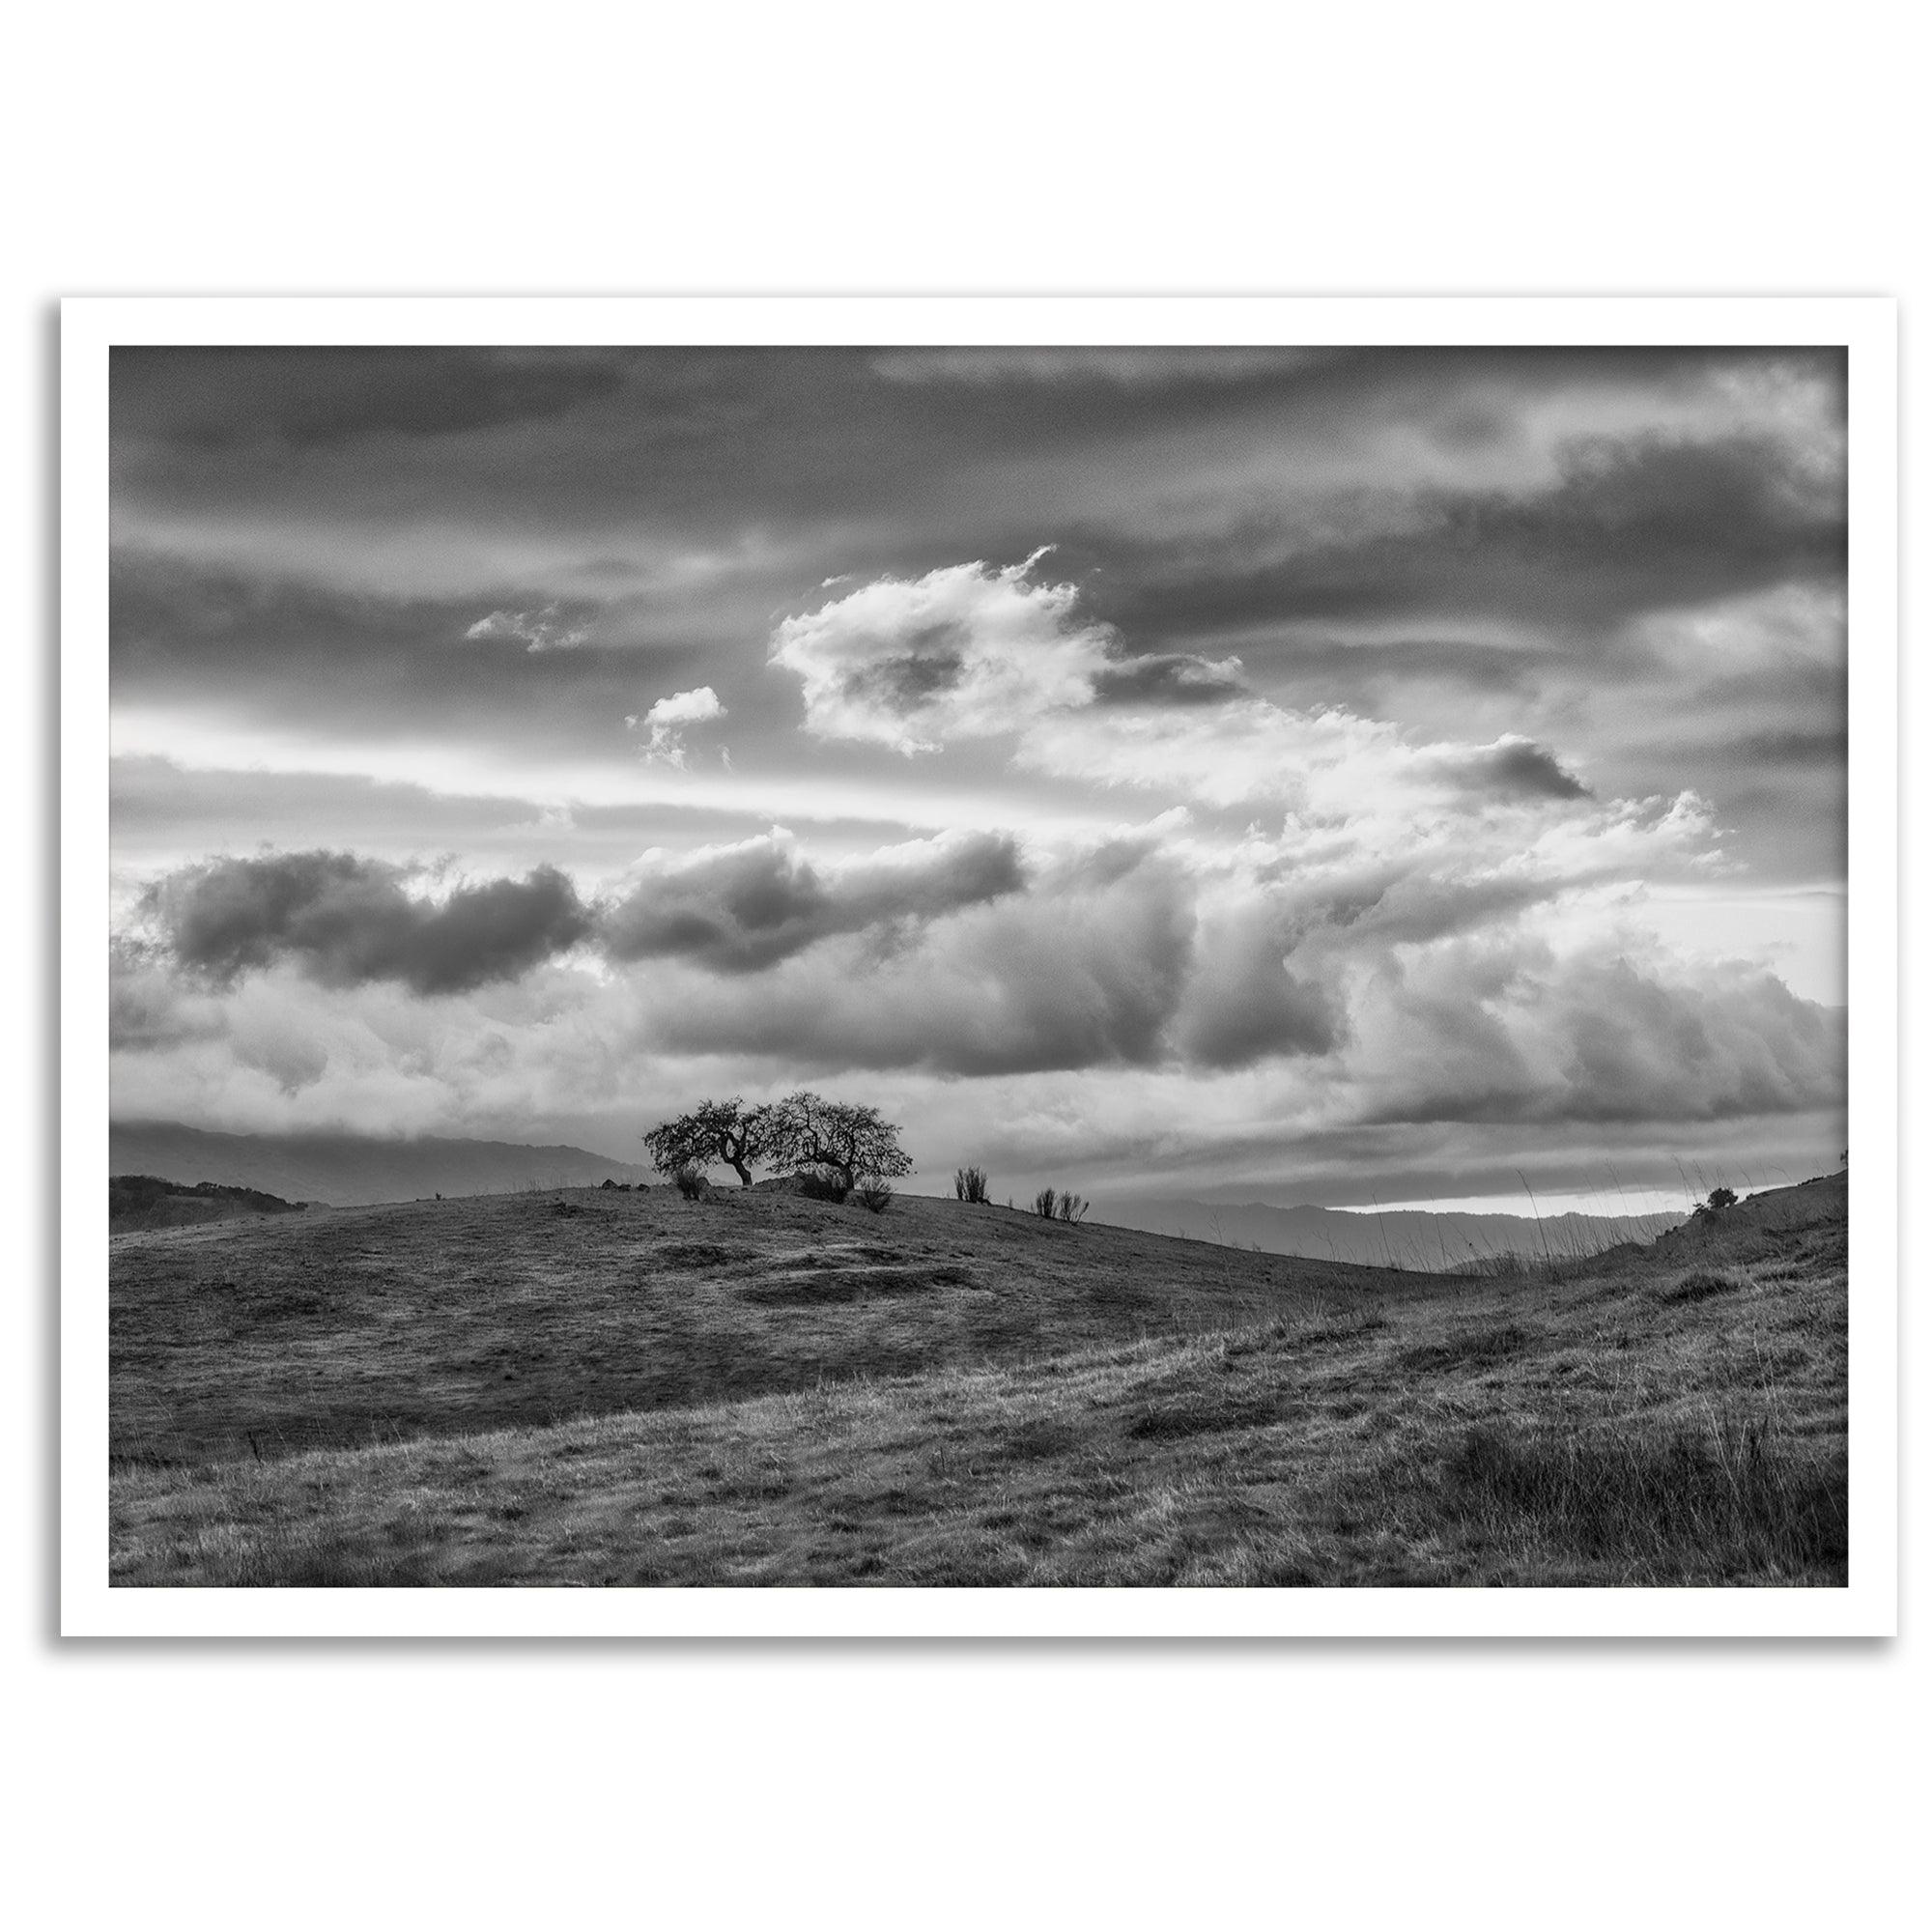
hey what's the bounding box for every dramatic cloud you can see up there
[770,554,1114,753]
[144,851,594,995]
[640,838,1197,1075]
[600,828,1026,973]
[106,345,1850,1204]
[1346,942,1845,1130]
[1169,899,1345,1068]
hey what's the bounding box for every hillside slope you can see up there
[109,1176,1849,1587]
[111,1185,1401,1465]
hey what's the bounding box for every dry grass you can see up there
[110,1186,1392,1465]
[108,1175,1849,1587]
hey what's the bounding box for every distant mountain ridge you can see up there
[1092,1195,1685,1267]
[110,1122,1690,1254]
[109,1122,651,1208]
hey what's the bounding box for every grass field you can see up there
[107,1172,1848,1586]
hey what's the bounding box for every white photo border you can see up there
[62,295,1899,1638]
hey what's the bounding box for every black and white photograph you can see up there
[71,302,1892,1626]
[17,11,1927,1923]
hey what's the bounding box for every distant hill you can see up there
[108,1122,651,1207]
[1091,1195,1684,1267]
[111,1174,308,1235]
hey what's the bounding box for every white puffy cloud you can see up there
[631,685,726,766]
[769,554,1115,753]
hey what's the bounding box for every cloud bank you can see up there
[107,346,1849,1200]
[145,851,594,996]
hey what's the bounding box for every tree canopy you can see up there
[751,1092,914,1189]
[640,1097,768,1186]
[640,1091,914,1191]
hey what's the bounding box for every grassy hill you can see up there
[108,1173,1848,1588]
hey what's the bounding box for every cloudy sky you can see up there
[107,344,1848,1211]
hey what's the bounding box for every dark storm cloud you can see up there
[1452,739,1590,801]
[600,831,1026,974]
[1171,905,1344,1067]
[1102,430,1847,644]
[147,851,593,995]
[113,347,631,449]
[1354,949,1845,1130]
[645,843,1198,1076]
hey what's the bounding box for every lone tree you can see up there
[641,1097,769,1188]
[759,1091,913,1192]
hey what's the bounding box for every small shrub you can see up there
[672,1164,709,1201]
[599,1179,617,1190]
[796,1169,851,1204]
[954,1165,990,1205]
[1705,1185,1739,1211]
[1033,1187,1058,1219]
[855,1179,895,1213]
[1660,1268,1747,1305]
[1055,1191,1089,1225]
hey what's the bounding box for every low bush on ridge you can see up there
[1032,1186,1089,1225]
